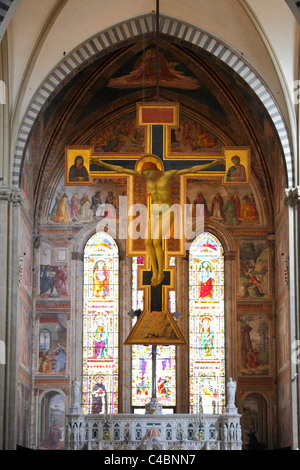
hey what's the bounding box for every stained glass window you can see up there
[131,257,176,409]
[189,232,225,414]
[82,232,119,414]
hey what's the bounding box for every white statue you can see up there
[72,377,81,405]
[237,424,242,441]
[224,424,228,441]
[229,423,234,441]
[71,377,82,413]
[227,377,237,407]
[79,423,86,444]
[73,423,79,441]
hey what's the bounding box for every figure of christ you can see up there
[91,154,223,286]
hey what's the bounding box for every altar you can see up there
[65,378,242,450]
[65,410,242,451]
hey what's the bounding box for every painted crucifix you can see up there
[65,101,250,346]
[89,152,221,287]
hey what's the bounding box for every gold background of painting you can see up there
[224,147,251,185]
[65,146,93,185]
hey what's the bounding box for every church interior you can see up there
[0,0,300,451]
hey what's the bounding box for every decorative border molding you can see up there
[12,14,293,187]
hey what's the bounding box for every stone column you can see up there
[0,187,24,449]
[118,252,133,413]
[70,251,84,396]
[285,187,300,450]
[176,255,189,413]
[223,250,237,383]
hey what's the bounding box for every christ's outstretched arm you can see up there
[164,158,225,178]
[90,158,140,176]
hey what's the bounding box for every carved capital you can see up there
[11,189,24,206]
[0,187,24,206]
[285,186,300,207]
[0,189,11,202]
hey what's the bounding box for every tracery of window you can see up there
[82,232,119,415]
[189,232,225,414]
[131,257,176,411]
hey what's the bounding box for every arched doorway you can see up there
[242,393,268,450]
[39,390,66,450]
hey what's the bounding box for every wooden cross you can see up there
[65,101,250,346]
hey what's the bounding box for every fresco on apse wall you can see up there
[107,47,201,91]
[39,264,68,298]
[75,47,227,124]
[47,175,127,224]
[47,172,259,228]
[87,115,146,154]
[239,241,269,298]
[18,298,32,370]
[169,117,223,154]
[239,314,270,376]
[85,115,223,156]
[186,178,260,226]
[39,392,65,450]
[38,313,67,374]
[38,239,69,298]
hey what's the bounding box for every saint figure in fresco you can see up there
[233,191,241,218]
[93,261,109,298]
[90,154,223,286]
[39,350,52,373]
[199,261,213,299]
[54,342,66,372]
[54,266,68,296]
[240,194,255,223]
[91,191,102,217]
[223,193,241,225]
[68,155,90,182]
[76,192,93,221]
[51,193,71,224]
[226,155,246,182]
[246,348,261,369]
[192,191,210,217]
[44,420,62,449]
[70,191,80,219]
[210,192,224,220]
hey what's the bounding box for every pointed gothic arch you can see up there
[13,13,293,191]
